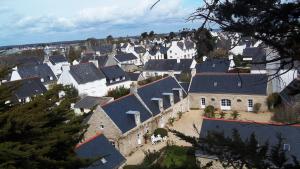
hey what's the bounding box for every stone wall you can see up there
[189,93,268,112]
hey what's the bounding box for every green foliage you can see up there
[168,117,176,126]
[233,54,250,67]
[179,71,191,82]
[67,46,81,63]
[253,103,262,113]
[106,86,130,99]
[204,105,215,118]
[219,111,226,119]
[154,128,168,138]
[271,107,300,124]
[231,110,240,120]
[138,75,166,86]
[177,112,183,119]
[0,81,91,168]
[194,28,215,62]
[266,93,282,110]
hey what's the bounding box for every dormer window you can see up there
[238,81,242,87]
[212,64,216,68]
[50,76,53,80]
[283,144,290,151]
[214,82,217,87]
[41,78,44,82]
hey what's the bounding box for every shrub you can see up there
[266,93,281,110]
[154,128,168,137]
[204,105,215,118]
[253,103,262,113]
[219,111,226,119]
[272,107,300,124]
[177,112,183,119]
[231,110,240,120]
[106,86,130,99]
[168,117,176,126]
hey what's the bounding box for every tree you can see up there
[194,28,215,62]
[67,46,81,64]
[141,32,149,40]
[190,0,299,76]
[169,32,176,40]
[267,93,282,110]
[0,69,92,169]
[170,128,300,169]
[106,35,114,44]
[204,105,215,118]
[149,31,155,40]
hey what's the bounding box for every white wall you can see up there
[10,71,22,81]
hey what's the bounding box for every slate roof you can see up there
[179,82,190,93]
[144,59,194,72]
[74,96,112,109]
[81,55,109,68]
[6,77,47,100]
[189,73,268,95]
[196,58,230,73]
[100,65,130,85]
[127,72,141,81]
[114,53,138,62]
[69,63,105,84]
[49,55,68,65]
[137,76,187,116]
[76,134,126,169]
[102,94,152,133]
[177,42,184,50]
[93,44,113,54]
[184,40,195,50]
[280,78,300,105]
[198,118,300,162]
[134,46,146,54]
[243,47,266,70]
[17,63,56,83]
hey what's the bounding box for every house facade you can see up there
[167,40,196,59]
[84,76,189,156]
[189,73,269,112]
[58,63,108,97]
[45,55,70,76]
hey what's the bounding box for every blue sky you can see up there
[0,0,202,46]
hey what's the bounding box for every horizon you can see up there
[0,0,202,46]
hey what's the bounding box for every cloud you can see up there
[0,0,199,45]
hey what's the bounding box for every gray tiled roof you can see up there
[5,77,47,100]
[243,47,266,70]
[76,134,126,169]
[74,96,112,109]
[199,119,300,162]
[189,73,268,95]
[100,65,130,85]
[196,58,230,73]
[144,59,193,72]
[134,46,146,54]
[17,63,56,83]
[49,55,68,65]
[102,94,152,133]
[137,76,187,116]
[114,53,138,62]
[127,72,141,81]
[69,63,105,84]
[184,40,195,50]
[93,44,113,54]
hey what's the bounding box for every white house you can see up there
[58,63,108,97]
[114,53,142,66]
[167,40,196,59]
[45,55,70,77]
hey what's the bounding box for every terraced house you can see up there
[189,73,269,112]
[85,76,189,156]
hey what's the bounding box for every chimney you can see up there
[130,82,138,94]
[191,68,197,77]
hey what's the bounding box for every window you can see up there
[201,98,205,105]
[248,99,253,107]
[100,125,104,129]
[238,81,242,87]
[80,108,84,113]
[170,50,172,53]
[214,82,218,87]
[283,144,290,151]
[221,99,231,106]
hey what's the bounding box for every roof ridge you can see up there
[75,132,102,149]
[203,117,300,127]
[195,73,264,76]
[101,93,134,107]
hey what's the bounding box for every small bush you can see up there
[168,117,176,126]
[106,86,130,99]
[154,128,168,137]
[253,103,262,113]
[231,110,240,120]
[178,112,183,119]
[204,105,215,118]
[219,111,227,119]
[266,93,281,110]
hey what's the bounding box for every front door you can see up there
[248,99,253,112]
[221,99,231,110]
[200,98,206,109]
